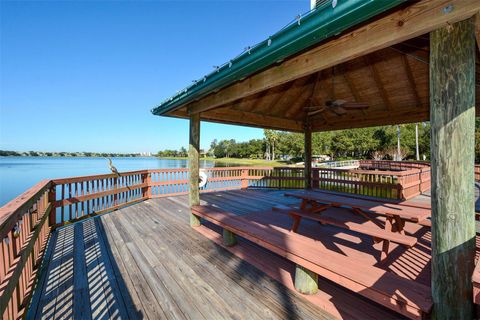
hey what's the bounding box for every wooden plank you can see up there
[141,199,332,320]
[102,214,166,319]
[92,219,129,320]
[123,205,239,319]
[364,54,391,111]
[34,223,65,319]
[114,208,205,319]
[191,205,432,318]
[285,191,430,222]
[52,225,75,319]
[287,209,417,246]
[82,219,110,319]
[72,223,92,320]
[202,108,304,132]
[430,17,476,318]
[109,214,187,319]
[186,0,480,115]
[26,231,58,320]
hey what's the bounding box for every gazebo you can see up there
[152,0,480,317]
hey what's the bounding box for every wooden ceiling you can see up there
[167,1,480,132]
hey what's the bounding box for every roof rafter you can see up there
[364,54,392,111]
[185,0,480,116]
[400,54,422,108]
[203,108,304,132]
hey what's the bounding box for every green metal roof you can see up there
[151,0,406,116]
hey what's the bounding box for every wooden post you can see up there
[240,168,249,189]
[48,184,56,226]
[146,172,152,199]
[430,17,476,319]
[223,229,237,247]
[189,113,201,227]
[294,265,318,295]
[304,122,312,189]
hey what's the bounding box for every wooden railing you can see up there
[0,161,455,318]
[0,180,53,319]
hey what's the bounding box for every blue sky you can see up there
[0,0,308,153]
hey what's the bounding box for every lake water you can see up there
[0,157,223,206]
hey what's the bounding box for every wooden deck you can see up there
[27,188,480,319]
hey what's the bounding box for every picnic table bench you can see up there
[191,205,432,319]
[273,204,417,260]
[282,191,430,260]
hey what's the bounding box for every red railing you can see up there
[0,161,462,318]
[0,180,53,319]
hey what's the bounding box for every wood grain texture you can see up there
[295,265,318,295]
[189,113,201,227]
[304,124,312,190]
[430,17,476,319]
[181,0,480,127]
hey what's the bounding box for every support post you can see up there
[222,229,237,247]
[430,17,476,319]
[240,168,249,189]
[48,185,56,226]
[189,113,201,227]
[304,122,312,189]
[294,264,318,295]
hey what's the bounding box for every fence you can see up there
[0,161,449,318]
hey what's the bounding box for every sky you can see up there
[0,0,309,153]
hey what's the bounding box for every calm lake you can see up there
[0,157,228,206]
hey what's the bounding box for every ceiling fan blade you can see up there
[341,102,369,109]
[330,106,347,116]
[307,109,324,116]
[303,105,324,110]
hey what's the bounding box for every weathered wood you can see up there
[430,17,476,319]
[304,123,312,190]
[222,229,237,247]
[185,0,480,116]
[189,113,201,227]
[191,204,433,318]
[294,265,318,295]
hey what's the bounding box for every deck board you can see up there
[28,189,421,320]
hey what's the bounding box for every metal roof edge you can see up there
[151,0,406,116]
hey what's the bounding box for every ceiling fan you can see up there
[304,67,369,117]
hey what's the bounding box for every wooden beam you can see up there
[284,74,317,118]
[430,17,476,318]
[364,54,391,111]
[262,80,297,115]
[338,63,367,116]
[186,0,480,115]
[311,110,429,131]
[400,54,422,107]
[242,90,269,113]
[203,108,304,132]
[304,122,312,190]
[189,113,201,227]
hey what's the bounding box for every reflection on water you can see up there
[0,157,235,206]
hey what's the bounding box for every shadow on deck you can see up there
[28,189,440,320]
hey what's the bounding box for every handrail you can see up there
[0,161,460,318]
[0,180,53,319]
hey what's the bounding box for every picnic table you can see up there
[281,191,431,260]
